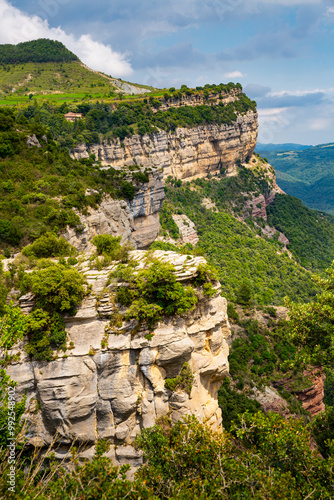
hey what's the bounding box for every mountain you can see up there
[0,39,154,106]
[2,40,334,497]
[256,142,311,152]
[259,143,334,214]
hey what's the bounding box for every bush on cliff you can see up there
[22,232,76,258]
[112,258,198,328]
[21,264,87,315]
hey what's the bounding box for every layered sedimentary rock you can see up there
[6,251,230,466]
[71,112,258,182]
[172,214,199,245]
[61,169,165,251]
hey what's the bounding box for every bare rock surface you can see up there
[62,169,165,251]
[172,214,199,245]
[7,251,231,467]
[71,112,258,182]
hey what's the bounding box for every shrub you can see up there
[111,258,198,328]
[25,309,67,361]
[120,180,135,200]
[165,362,194,395]
[0,219,22,246]
[21,232,76,258]
[218,377,262,430]
[91,234,131,262]
[21,264,86,314]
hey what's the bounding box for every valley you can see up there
[1,38,334,499]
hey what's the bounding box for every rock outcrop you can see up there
[6,251,230,467]
[71,112,258,183]
[172,214,199,245]
[295,368,326,417]
[61,168,165,251]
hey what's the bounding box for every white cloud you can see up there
[224,71,246,78]
[308,117,333,131]
[269,88,334,97]
[0,0,133,77]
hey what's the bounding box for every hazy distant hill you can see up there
[256,143,311,152]
[258,143,334,214]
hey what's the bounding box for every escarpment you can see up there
[71,112,258,183]
[62,168,165,251]
[6,251,230,466]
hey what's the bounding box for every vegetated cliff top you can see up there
[0,39,79,64]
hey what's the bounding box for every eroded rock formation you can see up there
[71,112,258,182]
[6,251,230,467]
[61,168,165,251]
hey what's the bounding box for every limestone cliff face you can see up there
[71,112,258,182]
[61,168,165,251]
[6,251,230,467]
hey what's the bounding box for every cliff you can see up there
[71,112,258,182]
[62,168,165,251]
[6,251,230,467]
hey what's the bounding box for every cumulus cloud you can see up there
[224,70,245,78]
[0,0,133,77]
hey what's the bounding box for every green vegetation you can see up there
[0,108,148,251]
[111,258,199,328]
[22,233,76,258]
[12,263,87,360]
[218,377,262,430]
[21,264,86,314]
[0,39,78,64]
[135,413,334,499]
[25,309,67,361]
[2,413,334,498]
[165,362,194,395]
[267,194,334,270]
[259,143,334,214]
[163,173,319,304]
[286,265,334,367]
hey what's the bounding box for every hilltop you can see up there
[0,39,154,105]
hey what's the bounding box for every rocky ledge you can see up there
[61,168,165,251]
[71,112,258,182]
[6,251,230,468]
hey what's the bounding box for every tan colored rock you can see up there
[71,112,258,183]
[5,251,230,467]
[172,214,199,245]
[61,168,164,251]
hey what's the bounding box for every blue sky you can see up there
[1,0,334,144]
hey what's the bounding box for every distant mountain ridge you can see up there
[256,143,311,152]
[259,143,334,214]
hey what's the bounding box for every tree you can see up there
[236,282,252,305]
[286,265,334,367]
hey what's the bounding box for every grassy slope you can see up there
[0,61,119,105]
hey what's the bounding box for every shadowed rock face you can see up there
[71,112,258,182]
[6,251,230,467]
[61,169,165,251]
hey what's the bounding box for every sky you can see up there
[1,0,334,145]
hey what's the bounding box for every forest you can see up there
[1,72,334,498]
[0,39,78,65]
